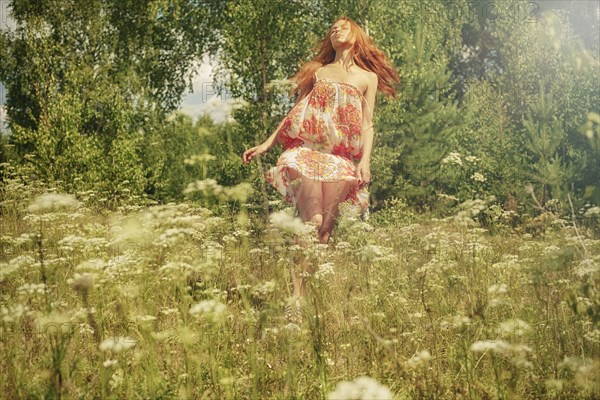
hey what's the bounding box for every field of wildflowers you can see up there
[1,172,599,399]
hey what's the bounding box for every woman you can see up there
[242,16,399,305]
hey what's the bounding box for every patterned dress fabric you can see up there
[265,70,374,214]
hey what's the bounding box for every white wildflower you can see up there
[79,323,94,335]
[471,172,486,182]
[223,182,254,203]
[109,368,124,391]
[327,376,394,400]
[75,258,107,272]
[406,350,432,369]
[488,283,508,295]
[437,193,460,202]
[359,244,384,263]
[441,314,472,329]
[584,206,600,216]
[16,282,47,295]
[136,315,157,323]
[184,153,217,165]
[584,329,600,344]
[573,259,600,277]
[103,359,118,368]
[441,152,463,166]
[251,281,277,298]
[470,339,511,354]
[99,336,137,353]
[269,209,313,235]
[1,303,33,323]
[0,255,35,282]
[545,379,564,395]
[497,319,530,337]
[27,192,80,213]
[336,241,352,250]
[314,262,335,281]
[189,300,227,322]
[183,179,223,195]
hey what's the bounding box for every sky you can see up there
[178,55,236,124]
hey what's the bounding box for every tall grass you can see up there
[1,172,599,399]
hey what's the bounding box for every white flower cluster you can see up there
[0,255,36,282]
[157,227,197,247]
[470,339,511,353]
[447,196,496,225]
[440,314,472,330]
[406,349,432,369]
[488,283,510,308]
[327,376,394,400]
[109,368,124,391]
[471,172,486,182]
[27,192,80,213]
[314,262,335,281]
[16,282,47,295]
[437,193,460,202]
[189,299,227,323]
[75,258,107,272]
[99,336,137,353]
[574,258,600,277]
[441,152,463,166]
[223,182,254,203]
[1,303,33,322]
[496,318,531,337]
[269,209,313,236]
[358,244,385,263]
[251,280,277,298]
[470,339,533,368]
[491,254,522,272]
[183,179,224,195]
[488,283,508,295]
[584,329,600,344]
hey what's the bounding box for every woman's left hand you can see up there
[355,160,371,186]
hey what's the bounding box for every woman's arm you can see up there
[360,72,378,164]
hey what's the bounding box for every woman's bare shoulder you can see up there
[354,67,376,94]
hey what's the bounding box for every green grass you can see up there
[1,188,599,399]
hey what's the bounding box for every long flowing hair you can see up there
[288,16,400,104]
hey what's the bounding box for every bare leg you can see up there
[319,178,354,244]
[287,167,322,298]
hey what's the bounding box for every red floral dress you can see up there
[265,72,374,214]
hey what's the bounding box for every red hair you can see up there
[288,16,400,105]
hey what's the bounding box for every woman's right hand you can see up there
[242,143,270,164]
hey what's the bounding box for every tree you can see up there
[0,0,217,206]
[367,0,473,212]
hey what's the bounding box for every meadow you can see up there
[1,175,599,399]
[1,1,599,398]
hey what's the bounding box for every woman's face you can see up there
[330,20,354,48]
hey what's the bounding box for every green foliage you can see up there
[0,0,215,208]
[369,0,473,212]
[0,0,598,224]
[520,82,577,211]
